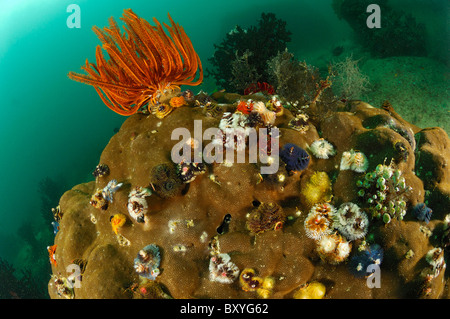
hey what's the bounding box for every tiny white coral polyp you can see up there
[310,139,336,159]
[304,209,332,241]
[209,253,240,284]
[340,150,368,173]
[333,202,369,241]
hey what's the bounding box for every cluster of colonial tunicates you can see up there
[356,161,410,224]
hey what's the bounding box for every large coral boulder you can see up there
[48,95,450,299]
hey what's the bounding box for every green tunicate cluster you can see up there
[356,162,410,224]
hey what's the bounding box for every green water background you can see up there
[0,0,448,296]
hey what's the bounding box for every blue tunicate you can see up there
[348,244,384,278]
[412,203,432,224]
[280,143,310,172]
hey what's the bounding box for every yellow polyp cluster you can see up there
[111,213,127,234]
[293,281,326,299]
[169,95,187,108]
[150,103,173,119]
[239,268,275,299]
[300,171,333,207]
[90,189,108,210]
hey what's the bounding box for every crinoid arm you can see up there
[68,9,203,116]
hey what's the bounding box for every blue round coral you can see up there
[348,244,384,278]
[412,203,432,224]
[280,143,310,172]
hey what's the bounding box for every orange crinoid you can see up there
[68,9,203,116]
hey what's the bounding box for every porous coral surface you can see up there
[48,95,450,299]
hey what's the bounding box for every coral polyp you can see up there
[280,143,310,173]
[176,161,206,183]
[293,281,326,299]
[102,179,123,203]
[134,244,161,280]
[309,139,336,159]
[316,233,352,264]
[348,244,384,278]
[246,202,285,235]
[150,163,183,198]
[169,95,187,108]
[304,206,332,240]
[237,99,254,115]
[208,253,240,284]
[333,202,369,241]
[90,189,108,210]
[340,150,369,173]
[92,163,109,178]
[110,213,127,234]
[300,171,333,207]
[356,160,410,223]
[127,187,152,223]
[412,203,433,224]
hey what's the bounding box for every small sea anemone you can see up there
[150,163,183,198]
[252,101,276,125]
[412,203,432,224]
[47,245,57,267]
[304,208,332,240]
[169,95,187,108]
[176,161,206,183]
[333,202,369,241]
[246,202,285,235]
[300,171,333,207]
[110,213,127,234]
[52,275,74,299]
[266,95,284,116]
[92,163,109,178]
[348,244,383,278]
[356,161,410,222]
[182,89,195,103]
[90,189,108,210]
[352,151,369,173]
[239,268,274,298]
[288,112,309,133]
[237,100,253,114]
[239,268,263,292]
[246,111,264,128]
[309,139,336,159]
[340,150,369,173]
[209,253,240,284]
[261,110,276,125]
[293,281,326,299]
[134,244,161,280]
[151,163,173,183]
[425,247,445,278]
[159,177,182,198]
[280,143,310,173]
[127,188,151,223]
[102,179,123,203]
[311,202,336,218]
[316,233,352,264]
[219,112,247,131]
[150,102,173,119]
[252,101,267,114]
